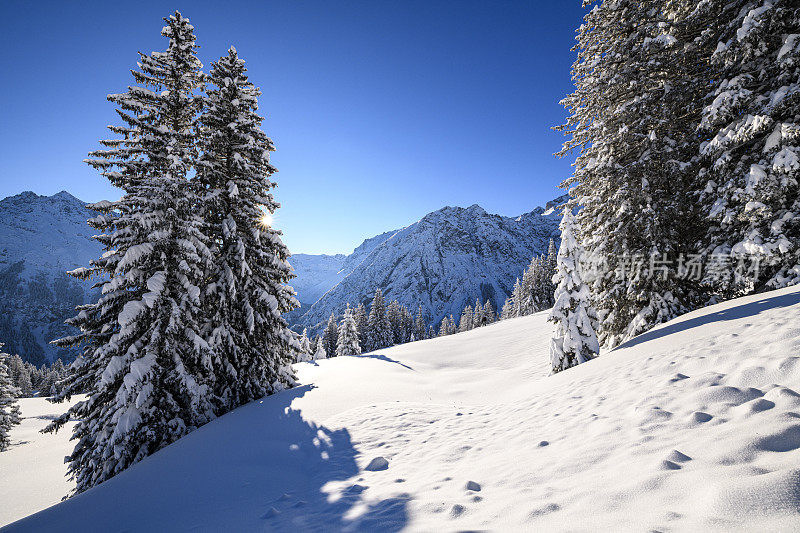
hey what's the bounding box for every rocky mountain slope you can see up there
[293,197,565,331]
[0,191,100,365]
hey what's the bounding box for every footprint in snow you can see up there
[465,480,481,491]
[450,504,466,518]
[261,507,280,519]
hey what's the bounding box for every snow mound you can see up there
[2,286,800,531]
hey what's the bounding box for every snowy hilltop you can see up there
[292,196,566,332]
[3,285,799,530]
[0,191,100,365]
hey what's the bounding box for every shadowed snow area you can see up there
[3,286,800,531]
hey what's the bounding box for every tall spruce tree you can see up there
[353,303,369,349]
[459,304,474,332]
[472,298,484,327]
[698,0,800,291]
[196,47,299,408]
[549,209,600,373]
[322,313,339,357]
[336,305,361,357]
[413,305,427,341]
[44,12,218,494]
[313,336,327,360]
[297,329,313,363]
[510,277,523,318]
[0,344,22,451]
[367,288,392,350]
[482,300,495,324]
[557,0,709,347]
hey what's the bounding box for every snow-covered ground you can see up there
[0,396,82,526]
[2,286,800,531]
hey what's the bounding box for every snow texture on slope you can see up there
[3,285,800,531]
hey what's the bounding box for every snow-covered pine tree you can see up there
[296,329,313,362]
[313,336,327,360]
[197,46,299,408]
[0,344,22,451]
[519,257,539,315]
[472,298,484,327]
[438,317,449,337]
[458,304,473,332]
[500,297,513,320]
[537,240,558,309]
[510,277,522,318]
[387,300,402,345]
[353,303,369,350]
[322,313,339,357]
[482,300,495,324]
[44,12,219,494]
[400,305,414,344]
[557,0,710,347]
[7,354,32,397]
[698,0,800,291]
[336,305,361,357]
[414,305,426,341]
[367,288,392,350]
[549,209,600,373]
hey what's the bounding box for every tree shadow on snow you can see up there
[6,385,410,532]
[352,353,415,371]
[615,290,800,351]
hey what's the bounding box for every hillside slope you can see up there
[3,286,800,531]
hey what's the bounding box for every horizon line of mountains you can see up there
[0,190,565,362]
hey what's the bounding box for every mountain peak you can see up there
[52,190,79,201]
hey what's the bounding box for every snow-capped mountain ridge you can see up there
[293,197,565,331]
[0,191,101,365]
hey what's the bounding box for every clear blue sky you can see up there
[0,1,583,254]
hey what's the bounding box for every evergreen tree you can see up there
[0,344,22,451]
[353,303,369,350]
[196,46,299,409]
[549,209,600,373]
[400,306,414,344]
[313,337,327,360]
[482,300,495,324]
[7,354,32,397]
[519,257,539,314]
[367,288,392,350]
[322,313,339,357]
[472,298,484,327]
[413,305,427,341]
[510,277,523,318]
[459,304,473,332]
[336,305,361,357]
[557,0,709,347]
[297,329,313,362]
[427,324,436,339]
[386,300,402,345]
[44,12,218,494]
[438,316,450,337]
[698,0,800,291]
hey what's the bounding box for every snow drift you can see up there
[2,286,800,531]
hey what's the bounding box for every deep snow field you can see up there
[2,286,800,531]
